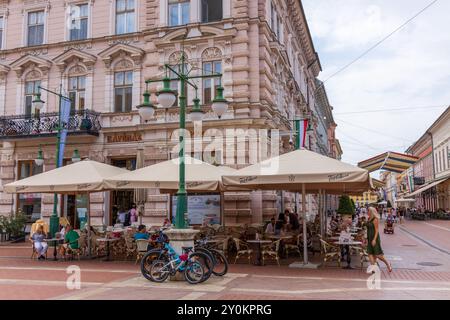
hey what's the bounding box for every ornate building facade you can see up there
[0,0,340,227]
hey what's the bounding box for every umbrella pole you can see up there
[302,184,308,264]
[220,191,225,227]
[87,192,91,257]
[318,189,322,238]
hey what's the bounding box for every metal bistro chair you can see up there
[261,240,282,266]
[232,238,253,264]
[135,239,149,264]
[319,239,341,268]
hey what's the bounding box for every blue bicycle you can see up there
[148,241,206,284]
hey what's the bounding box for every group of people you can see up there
[114,204,139,227]
[265,209,301,235]
[30,224,81,260]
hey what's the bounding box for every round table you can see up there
[45,238,64,261]
[96,238,120,261]
[333,240,363,269]
[247,240,272,266]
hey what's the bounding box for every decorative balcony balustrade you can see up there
[0,109,101,140]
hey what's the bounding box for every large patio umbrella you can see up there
[4,160,128,256]
[222,149,372,266]
[104,156,237,192]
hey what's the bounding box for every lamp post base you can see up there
[164,228,200,281]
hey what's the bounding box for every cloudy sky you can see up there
[302,0,450,172]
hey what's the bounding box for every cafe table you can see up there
[247,239,272,266]
[96,237,120,261]
[333,240,363,269]
[45,237,64,261]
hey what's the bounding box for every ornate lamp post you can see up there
[136,52,228,230]
[32,85,72,238]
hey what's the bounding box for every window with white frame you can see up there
[201,0,223,23]
[202,61,221,104]
[114,71,133,113]
[69,3,89,41]
[116,0,136,35]
[25,80,41,116]
[169,0,190,27]
[27,11,45,46]
[0,17,4,49]
[68,76,86,112]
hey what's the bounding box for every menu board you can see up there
[172,195,221,226]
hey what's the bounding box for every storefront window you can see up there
[110,158,136,225]
[172,194,221,226]
[17,161,43,221]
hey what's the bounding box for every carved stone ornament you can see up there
[169,51,188,65]
[114,59,134,71]
[201,47,222,60]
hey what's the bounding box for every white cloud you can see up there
[302,0,450,169]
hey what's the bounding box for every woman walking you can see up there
[367,206,392,272]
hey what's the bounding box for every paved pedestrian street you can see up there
[1,220,450,300]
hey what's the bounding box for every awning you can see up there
[395,198,416,203]
[405,178,449,198]
[358,151,418,173]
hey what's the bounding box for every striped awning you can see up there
[358,152,418,173]
[371,178,385,188]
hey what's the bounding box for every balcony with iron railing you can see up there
[0,109,101,140]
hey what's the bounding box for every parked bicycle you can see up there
[195,237,228,277]
[140,229,213,284]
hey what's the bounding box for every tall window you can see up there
[68,76,86,112]
[114,71,133,113]
[201,0,222,23]
[116,0,136,35]
[169,0,190,26]
[27,11,44,46]
[25,80,41,116]
[270,2,280,39]
[202,61,221,104]
[69,4,89,41]
[0,17,4,49]
[17,160,43,221]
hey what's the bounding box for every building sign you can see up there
[106,133,142,143]
[172,195,221,226]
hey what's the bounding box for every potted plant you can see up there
[4,213,27,242]
[337,195,355,219]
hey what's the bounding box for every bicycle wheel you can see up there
[189,251,213,283]
[184,260,205,284]
[209,249,228,276]
[141,249,168,281]
[148,259,170,283]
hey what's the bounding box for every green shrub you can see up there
[337,195,354,216]
[0,213,27,238]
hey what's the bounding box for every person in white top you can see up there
[265,218,276,234]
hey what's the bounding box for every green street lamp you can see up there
[35,146,44,167]
[71,149,81,163]
[136,90,156,121]
[137,53,228,229]
[32,85,72,240]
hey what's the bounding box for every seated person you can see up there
[386,213,395,225]
[31,225,48,260]
[274,219,286,235]
[265,218,276,234]
[60,225,80,256]
[134,224,150,240]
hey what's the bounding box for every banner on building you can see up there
[296,119,309,148]
[58,97,72,167]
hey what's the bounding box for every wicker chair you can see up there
[125,236,137,260]
[135,239,149,264]
[284,234,301,258]
[232,238,253,264]
[30,239,48,260]
[261,240,281,266]
[319,239,341,267]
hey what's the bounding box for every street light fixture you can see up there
[136,90,155,121]
[71,149,81,163]
[35,146,44,166]
[136,52,228,229]
[32,93,45,111]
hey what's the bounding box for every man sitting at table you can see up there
[134,224,150,240]
[61,225,80,256]
[265,218,276,234]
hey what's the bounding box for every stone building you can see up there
[0,0,340,227]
